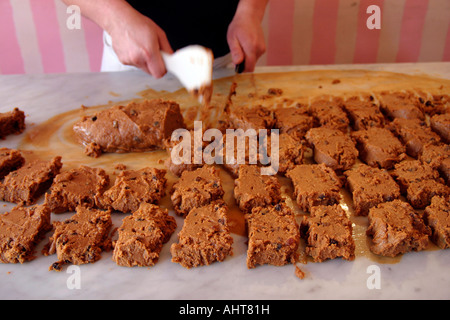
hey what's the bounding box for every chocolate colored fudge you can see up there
[351,127,406,169]
[226,105,274,131]
[100,167,166,213]
[366,200,430,257]
[419,143,450,169]
[263,133,304,175]
[0,148,25,179]
[0,205,51,263]
[424,196,450,249]
[344,164,400,216]
[273,106,314,140]
[378,91,425,120]
[113,203,177,267]
[246,202,300,268]
[300,204,355,262]
[305,127,358,171]
[171,165,225,217]
[73,99,185,156]
[309,97,349,132]
[45,165,110,213]
[286,164,342,212]
[430,113,450,143]
[171,200,233,268]
[342,96,384,131]
[44,205,112,271]
[389,118,441,158]
[234,165,282,214]
[0,108,26,139]
[0,156,62,205]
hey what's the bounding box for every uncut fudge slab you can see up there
[43,205,112,271]
[0,156,62,205]
[170,200,233,268]
[309,97,349,132]
[100,167,166,213]
[378,91,425,120]
[388,118,441,158]
[344,164,400,216]
[234,165,282,214]
[273,106,314,141]
[113,203,176,267]
[45,165,109,213]
[424,196,450,249]
[73,99,185,156]
[391,160,450,208]
[0,205,51,263]
[246,202,300,268]
[342,96,385,131]
[286,164,342,212]
[351,127,406,169]
[300,204,355,262]
[171,165,224,217]
[0,108,25,139]
[366,200,430,257]
[430,113,450,143]
[305,127,358,171]
[0,148,25,179]
[226,105,275,131]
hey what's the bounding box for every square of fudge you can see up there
[405,180,450,209]
[100,167,166,213]
[227,105,274,131]
[378,91,425,120]
[300,204,355,262]
[171,165,224,217]
[309,97,349,132]
[440,157,450,185]
[234,165,282,214]
[45,165,110,213]
[0,108,26,139]
[366,200,430,257]
[44,205,112,271]
[273,107,314,140]
[263,132,304,176]
[342,96,385,131]
[430,113,450,143]
[0,148,25,179]
[246,202,300,268]
[0,156,62,205]
[170,200,233,268]
[286,163,342,212]
[113,203,177,267]
[351,127,406,169]
[305,127,358,171]
[424,196,450,249]
[0,204,51,263]
[344,164,400,216]
[419,143,450,169]
[391,160,441,193]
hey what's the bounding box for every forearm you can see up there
[235,0,269,22]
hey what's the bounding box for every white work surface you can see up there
[0,63,449,300]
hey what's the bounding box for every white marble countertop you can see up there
[0,62,449,300]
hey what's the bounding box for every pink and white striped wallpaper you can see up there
[1,0,449,75]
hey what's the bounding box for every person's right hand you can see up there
[107,9,173,78]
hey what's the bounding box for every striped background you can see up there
[1,0,449,75]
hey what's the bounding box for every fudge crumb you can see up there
[332,79,341,84]
[114,163,127,170]
[295,265,306,279]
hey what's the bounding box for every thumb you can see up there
[228,34,245,66]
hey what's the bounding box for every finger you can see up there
[227,34,245,66]
[158,30,174,54]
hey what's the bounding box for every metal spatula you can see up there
[161,45,213,105]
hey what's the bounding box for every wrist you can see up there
[235,0,268,22]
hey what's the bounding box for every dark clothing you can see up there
[127,0,239,58]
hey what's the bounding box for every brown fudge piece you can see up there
[305,127,358,171]
[0,148,25,179]
[234,165,282,214]
[226,105,274,131]
[351,127,406,169]
[263,132,304,176]
[415,92,449,116]
[100,167,166,213]
[342,96,385,131]
[45,165,110,213]
[419,143,450,169]
[273,107,314,140]
[344,164,400,216]
[73,99,185,156]
[246,202,300,268]
[424,196,450,249]
[0,156,62,205]
[309,97,349,132]
[430,113,450,143]
[366,200,430,257]
[286,164,342,212]
[171,165,224,217]
[378,91,425,120]
[0,205,51,263]
[0,108,26,139]
[113,203,177,267]
[391,160,450,208]
[389,118,441,158]
[44,205,112,271]
[170,200,233,268]
[300,204,355,262]
[440,157,450,185]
